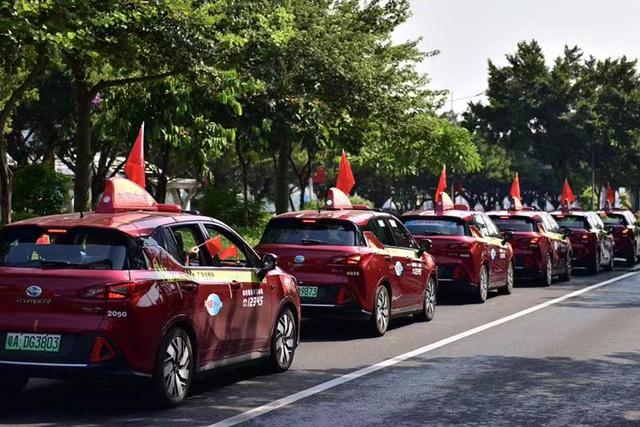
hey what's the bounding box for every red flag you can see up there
[606,184,616,207]
[336,151,355,195]
[312,166,326,185]
[510,173,521,199]
[219,245,239,260]
[435,165,447,203]
[205,236,223,256]
[124,123,145,188]
[561,178,575,206]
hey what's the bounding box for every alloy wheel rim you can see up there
[547,258,553,284]
[507,264,514,290]
[275,311,296,367]
[425,279,435,317]
[480,269,488,300]
[163,336,190,400]
[376,288,390,332]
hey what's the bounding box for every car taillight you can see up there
[90,336,116,363]
[622,229,631,235]
[79,281,153,300]
[529,237,540,247]
[330,254,362,265]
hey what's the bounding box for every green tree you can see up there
[12,164,70,217]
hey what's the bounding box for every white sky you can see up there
[394,0,640,112]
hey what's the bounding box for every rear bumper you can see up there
[513,252,544,278]
[0,358,148,380]
[301,303,372,320]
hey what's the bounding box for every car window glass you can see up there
[403,218,466,236]
[368,218,395,246]
[473,215,490,237]
[483,215,501,237]
[169,225,205,267]
[387,218,416,248]
[203,224,253,268]
[490,216,536,232]
[547,214,561,233]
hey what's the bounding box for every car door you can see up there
[387,217,425,307]
[541,214,569,271]
[590,213,613,264]
[163,223,235,364]
[367,217,410,309]
[200,223,272,355]
[472,215,504,285]
[482,214,509,282]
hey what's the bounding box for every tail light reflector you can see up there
[90,336,116,363]
[330,254,362,265]
[79,281,154,300]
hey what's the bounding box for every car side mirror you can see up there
[261,253,278,272]
[501,231,513,244]
[562,228,573,238]
[417,238,432,256]
[363,231,385,249]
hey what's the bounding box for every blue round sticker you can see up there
[205,293,223,316]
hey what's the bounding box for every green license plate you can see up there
[298,286,318,298]
[5,333,61,353]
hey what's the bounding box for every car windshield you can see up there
[554,215,589,229]
[260,219,357,246]
[403,218,466,236]
[0,226,131,270]
[491,216,535,232]
[599,214,626,225]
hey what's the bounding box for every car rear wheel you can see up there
[153,328,194,407]
[370,285,391,336]
[559,253,572,282]
[591,251,601,275]
[267,308,297,373]
[605,251,615,271]
[627,245,636,267]
[475,265,489,303]
[416,277,436,321]
[499,262,514,295]
[542,256,553,287]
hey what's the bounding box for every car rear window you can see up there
[599,213,626,225]
[490,216,536,232]
[0,226,139,270]
[553,215,589,229]
[260,219,358,246]
[403,218,466,236]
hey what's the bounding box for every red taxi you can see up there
[551,210,615,273]
[255,188,436,337]
[487,209,572,286]
[0,178,300,407]
[598,209,640,266]
[402,205,514,303]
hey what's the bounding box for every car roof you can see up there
[401,209,475,221]
[486,210,543,220]
[550,210,591,217]
[9,211,218,238]
[274,209,387,226]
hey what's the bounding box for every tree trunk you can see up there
[156,139,171,203]
[275,137,290,214]
[73,84,93,212]
[235,138,249,225]
[0,130,12,225]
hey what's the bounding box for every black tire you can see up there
[590,251,601,275]
[627,246,636,267]
[475,265,489,303]
[499,262,514,295]
[0,374,28,408]
[153,328,194,408]
[542,256,553,287]
[370,285,391,336]
[559,253,572,282]
[416,277,436,321]
[267,308,297,373]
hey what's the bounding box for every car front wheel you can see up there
[153,328,194,407]
[499,262,514,294]
[542,256,553,287]
[267,308,297,373]
[416,277,436,321]
[475,265,489,303]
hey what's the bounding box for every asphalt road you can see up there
[2,266,639,426]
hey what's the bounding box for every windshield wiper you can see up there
[300,239,326,245]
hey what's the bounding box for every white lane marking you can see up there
[210,272,637,427]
